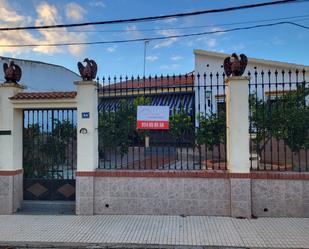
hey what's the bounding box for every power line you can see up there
[0,21,308,48]
[0,0,306,31]
[27,13,309,33]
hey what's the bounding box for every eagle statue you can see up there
[77,58,97,81]
[223,53,248,77]
[3,61,22,83]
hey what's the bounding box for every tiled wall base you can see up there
[76,176,94,215]
[230,178,251,218]
[0,171,23,214]
[252,179,309,217]
[76,173,309,217]
[13,173,23,212]
[92,177,231,216]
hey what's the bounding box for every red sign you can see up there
[137,106,169,130]
[136,120,169,130]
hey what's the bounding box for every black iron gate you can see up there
[23,109,77,201]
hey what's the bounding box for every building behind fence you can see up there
[97,69,309,173]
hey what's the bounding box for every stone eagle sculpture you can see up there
[3,61,22,83]
[77,58,97,81]
[223,53,248,77]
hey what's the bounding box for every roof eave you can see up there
[193,49,309,70]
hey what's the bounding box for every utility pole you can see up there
[143,40,149,77]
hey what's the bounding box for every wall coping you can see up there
[0,169,23,176]
[11,98,77,109]
[76,170,309,180]
[74,80,97,87]
[0,83,25,89]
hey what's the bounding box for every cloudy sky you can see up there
[0,0,309,78]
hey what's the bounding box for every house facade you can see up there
[194,49,309,116]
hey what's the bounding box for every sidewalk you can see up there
[0,215,308,248]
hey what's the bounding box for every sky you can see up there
[0,0,309,80]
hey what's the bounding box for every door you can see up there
[23,109,77,201]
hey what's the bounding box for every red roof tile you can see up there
[102,73,194,90]
[265,89,295,96]
[10,91,77,100]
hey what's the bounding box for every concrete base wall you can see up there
[252,179,309,217]
[0,171,23,214]
[231,178,251,218]
[13,172,23,212]
[92,177,231,216]
[76,176,94,215]
[76,172,309,217]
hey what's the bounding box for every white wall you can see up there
[0,84,24,170]
[194,50,309,117]
[0,57,81,91]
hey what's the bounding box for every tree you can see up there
[98,97,150,158]
[23,119,76,179]
[169,107,193,144]
[196,111,226,152]
[250,84,309,164]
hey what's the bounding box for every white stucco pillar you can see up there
[225,76,252,218]
[225,76,250,173]
[0,83,24,214]
[74,81,98,172]
[74,80,98,215]
[0,83,24,171]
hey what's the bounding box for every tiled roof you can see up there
[215,94,226,99]
[10,91,77,100]
[102,73,194,90]
[265,89,295,96]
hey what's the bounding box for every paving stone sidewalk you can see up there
[0,215,308,249]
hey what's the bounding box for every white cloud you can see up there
[146,55,158,62]
[211,27,226,36]
[89,0,106,8]
[160,64,180,70]
[171,55,183,61]
[0,1,87,57]
[0,31,38,56]
[196,37,217,48]
[125,25,143,39]
[206,38,216,48]
[35,2,59,26]
[162,17,177,24]
[0,0,32,24]
[32,2,86,56]
[65,2,86,21]
[154,30,179,49]
[0,0,36,55]
[107,46,116,53]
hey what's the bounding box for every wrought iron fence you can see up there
[23,109,77,180]
[97,73,227,170]
[23,109,77,200]
[249,69,309,172]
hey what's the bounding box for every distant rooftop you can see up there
[0,56,80,77]
[194,50,309,70]
[101,72,194,90]
[10,91,77,100]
